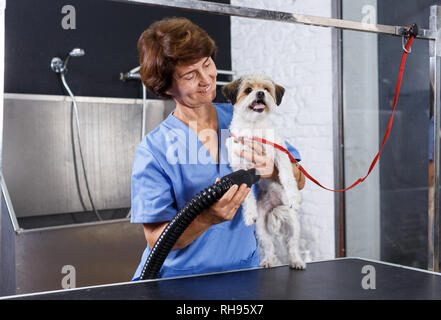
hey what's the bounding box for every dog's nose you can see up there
[256,91,265,100]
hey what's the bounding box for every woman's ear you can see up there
[164,87,174,97]
[164,77,177,97]
[221,78,242,105]
[275,84,285,106]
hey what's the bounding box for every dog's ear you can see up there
[275,84,285,106]
[221,78,242,105]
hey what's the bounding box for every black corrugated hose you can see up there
[139,168,260,280]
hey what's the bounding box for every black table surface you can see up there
[4,258,441,300]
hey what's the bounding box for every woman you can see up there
[131,17,305,280]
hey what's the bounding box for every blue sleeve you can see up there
[285,140,301,162]
[130,144,177,223]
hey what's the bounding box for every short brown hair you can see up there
[137,17,217,99]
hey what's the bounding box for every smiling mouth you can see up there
[249,99,266,113]
[199,84,212,94]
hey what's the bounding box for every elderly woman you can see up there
[131,17,305,280]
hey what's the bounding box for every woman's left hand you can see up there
[233,137,276,179]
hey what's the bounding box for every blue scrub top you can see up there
[130,103,301,280]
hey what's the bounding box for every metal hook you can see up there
[401,24,418,53]
[402,35,411,53]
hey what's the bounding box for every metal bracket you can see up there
[399,24,419,53]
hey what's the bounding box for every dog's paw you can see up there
[260,258,278,268]
[289,259,306,270]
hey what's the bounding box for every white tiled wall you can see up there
[230,0,335,260]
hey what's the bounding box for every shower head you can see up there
[51,48,85,74]
[69,48,85,57]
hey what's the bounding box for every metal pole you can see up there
[429,5,441,272]
[0,0,5,172]
[0,0,6,295]
[332,0,345,258]
[112,0,436,39]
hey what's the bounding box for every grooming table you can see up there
[2,258,441,300]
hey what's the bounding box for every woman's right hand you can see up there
[196,178,251,227]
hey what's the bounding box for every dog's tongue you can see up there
[252,102,265,110]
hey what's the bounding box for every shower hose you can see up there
[60,73,103,221]
[139,168,260,280]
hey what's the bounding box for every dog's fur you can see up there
[222,74,306,270]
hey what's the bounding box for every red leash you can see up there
[232,33,415,192]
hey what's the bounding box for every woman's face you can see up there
[166,56,217,108]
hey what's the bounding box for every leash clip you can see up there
[401,24,418,53]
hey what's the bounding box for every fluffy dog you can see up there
[222,74,305,270]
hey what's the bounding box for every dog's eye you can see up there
[264,87,269,92]
[245,87,252,94]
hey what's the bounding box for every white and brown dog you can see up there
[222,74,305,270]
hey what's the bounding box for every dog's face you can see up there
[221,74,285,119]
